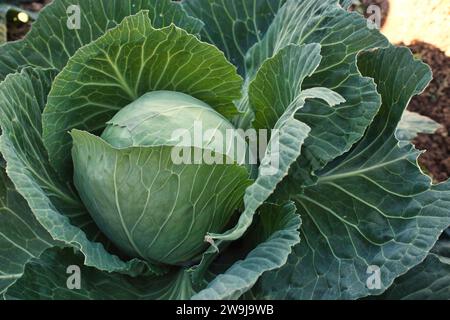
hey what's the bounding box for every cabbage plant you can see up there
[0,0,449,300]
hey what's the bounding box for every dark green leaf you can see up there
[247,0,388,186]
[6,248,195,300]
[183,0,286,75]
[0,0,203,79]
[257,46,450,300]
[378,253,450,300]
[193,202,301,300]
[0,164,55,297]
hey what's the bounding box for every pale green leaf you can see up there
[396,110,441,145]
[249,43,322,130]
[71,130,251,265]
[299,87,347,107]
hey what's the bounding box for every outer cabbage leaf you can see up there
[43,11,243,179]
[378,237,450,300]
[0,0,203,80]
[247,0,389,186]
[183,0,286,75]
[257,46,450,300]
[249,43,322,130]
[0,68,160,276]
[5,248,195,300]
[396,110,441,146]
[378,253,450,300]
[192,202,301,300]
[206,43,345,243]
[0,164,56,297]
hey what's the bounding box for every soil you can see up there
[406,41,450,182]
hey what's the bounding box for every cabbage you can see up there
[72,91,251,265]
[0,0,448,300]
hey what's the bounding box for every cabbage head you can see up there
[73,90,251,265]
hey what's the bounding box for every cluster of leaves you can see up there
[0,0,448,300]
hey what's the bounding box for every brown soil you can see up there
[406,41,450,182]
